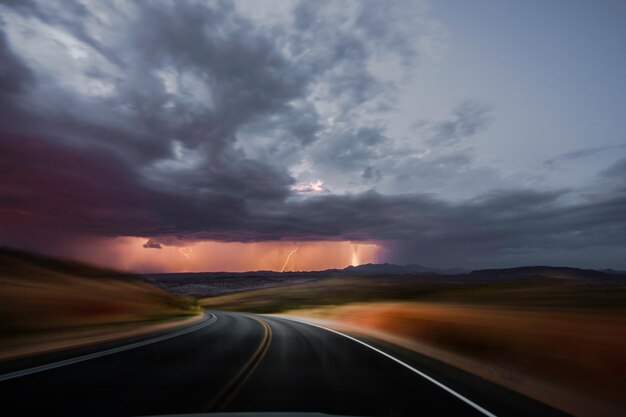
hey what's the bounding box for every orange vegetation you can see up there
[287,302,626,417]
[0,248,199,359]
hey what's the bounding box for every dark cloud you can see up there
[0,131,155,235]
[142,239,162,249]
[312,127,390,173]
[1,130,625,268]
[0,0,308,198]
[545,144,626,168]
[288,1,399,113]
[422,100,492,147]
[362,166,382,182]
[601,157,626,178]
[0,23,33,112]
[354,0,418,67]
[0,1,624,269]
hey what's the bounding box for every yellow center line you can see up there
[204,315,273,412]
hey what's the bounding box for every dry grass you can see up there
[201,272,626,417]
[201,274,626,312]
[0,248,200,359]
[286,303,626,417]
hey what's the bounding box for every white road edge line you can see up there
[274,315,498,417]
[0,312,217,382]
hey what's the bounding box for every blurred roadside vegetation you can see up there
[0,248,200,358]
[200,272,626,313]
[201,270,626,417]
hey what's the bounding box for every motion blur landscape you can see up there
[195,266,626,416]
[1,1,625,417]
[0,248,199,360]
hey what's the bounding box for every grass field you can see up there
[201,272,626,312]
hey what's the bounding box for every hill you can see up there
[147,263,623,298]
[0,247,200,359]
[199,266,625,312]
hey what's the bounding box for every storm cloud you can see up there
[0,0,624,269]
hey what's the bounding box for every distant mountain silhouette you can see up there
[145,262,468,279]
[466,265,625,282]
[145,263,625,298]
[335,263,468,275]
[145,263,626,279]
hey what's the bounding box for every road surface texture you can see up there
[0,311,569,416]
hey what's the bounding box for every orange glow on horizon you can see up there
[67,237,382,273]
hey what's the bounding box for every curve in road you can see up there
[0,311,569,417]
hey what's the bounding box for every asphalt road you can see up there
[0,311,569,417]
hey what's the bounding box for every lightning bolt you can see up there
[351,245,359,266]
[178,247,192,259]
[280,245,298,273]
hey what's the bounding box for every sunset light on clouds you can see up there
[292,179,324,193]
[62,238,381,273]
[0,0,625,272]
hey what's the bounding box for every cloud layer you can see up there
[0,0,624,269]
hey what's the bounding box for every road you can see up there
[0,311,569,416]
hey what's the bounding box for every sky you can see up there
[0,0,625,272]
